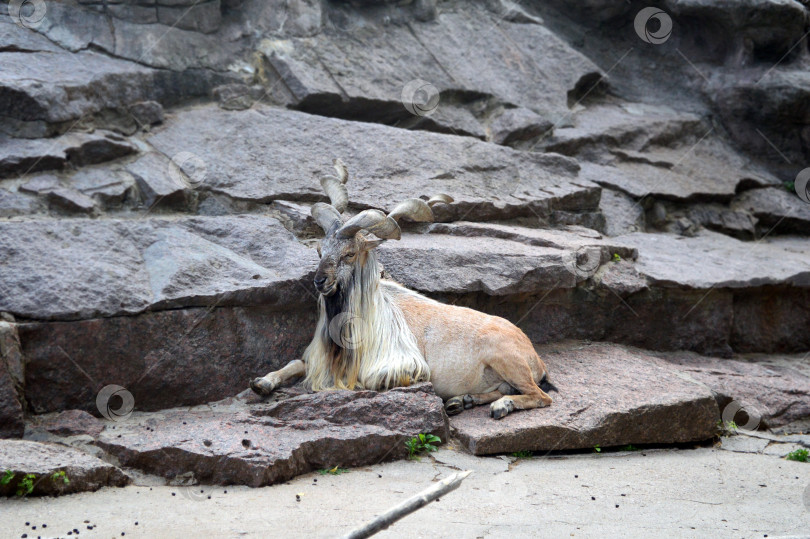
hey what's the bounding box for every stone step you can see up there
[0,439,130,496]
[145,104,601,222]
[90,384,446,487]
[450,341,720,455]
[258,6,601,139]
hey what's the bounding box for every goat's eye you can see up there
[316,244,322,257]
[344,252,356,261]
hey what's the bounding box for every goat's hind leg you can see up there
[250,359,306,396]
[488,358,552,420]
[444,383,516,416]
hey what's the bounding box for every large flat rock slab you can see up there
[0,440,129,496]
[657,351,810,430]
[378,222,638,293]
[450,342,719,455]
[94,384,448,486]
[0,215,318,320]
[260,6,601,129]
[612,230,810,289]
[146,105,600,222]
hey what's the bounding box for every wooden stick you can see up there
[342,470,473,539]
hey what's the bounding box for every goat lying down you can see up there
[251,160,553,419]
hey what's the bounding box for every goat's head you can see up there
[310,159,452,297]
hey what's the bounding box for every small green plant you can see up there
[51,470,70,485]
[405,433,442,460]
[511,450,533,459]
[1,470,14,486]
[612,253,622,262]
[784,180,795,193]
[318,466,348,475]
[16,474,35,497]
[620,445,640,452]
[593,444,602,453]
[717,420,738,435]
[786,448,808,462]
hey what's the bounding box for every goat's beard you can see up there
[323,277,354,331]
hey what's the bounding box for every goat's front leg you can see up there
[250,359,306,396]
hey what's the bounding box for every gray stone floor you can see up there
[4,445,810,538]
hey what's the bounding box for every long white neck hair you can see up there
[303,250,430,391]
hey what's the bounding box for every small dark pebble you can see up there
[42,525,46,529]
[574,475,578,478]
[615,505,619,508]
[21,534,27,538]
[135,522,138,526]
[25,523,30,526]
[172,493,176,496]
[296,495,301,501]
[32,527,36,530]
[207,496,211,499]
[591,496,595,501]
[224,490,227,494]
[313,479,317,483]
[378,474,382,478]
[203,440,212,447]
[183,421,187,425]
[621,494,626,497]
[122,533,126,536]
[67,533,72,536]
[200,489,204,493]
[87,526,92,530]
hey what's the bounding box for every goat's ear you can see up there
[359,237,385,252]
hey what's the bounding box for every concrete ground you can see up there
[4,445,810,539]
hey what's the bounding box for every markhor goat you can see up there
[251,160,553,419]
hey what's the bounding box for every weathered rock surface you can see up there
[0,131,136,178]
[20,305,316,413]
[732,187,810,235]
[378,222,638,293]
[0,439,129,496]
[94,384,448,486]
[146,105,600,222]
[657,351,810,430]
[0,215,318,320]
[450,342,719,455]
[259,6,601,134]
[27,410,105,439]
[0,322,24,438]
[612,230,810,289]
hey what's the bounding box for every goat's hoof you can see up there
[445,396,464,416]
[463,394,475,409]
[250,377,276,396]
[490,398,515,420]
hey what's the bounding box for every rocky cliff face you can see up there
[1,0,809,448]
